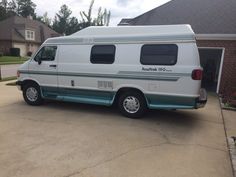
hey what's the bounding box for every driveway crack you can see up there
[61,141,225,177]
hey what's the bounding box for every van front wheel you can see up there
[118,92,147,118]
[23,83,43,106]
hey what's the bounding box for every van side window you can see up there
[140,44,178,65]
[34,46,57,62]
[90,45,115,64]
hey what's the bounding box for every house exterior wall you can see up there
[0,40,40,56]
[26,43,40,56]
[13,42,27,56]
[197,40,236,96]
[12,42,40,57]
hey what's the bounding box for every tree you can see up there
[0,0,7,20]
[0,6,5,20]
[52,1,111,35]
[42,12,51,26]
[79,0,111,28]
[1,0,7,10]
[0,0,36,20]
[17,0,36,18]
[80,0,94,27]
[52,5,82,35]
[67,16,81,35]
[0,0,17,20]
[36,12,52,27]
[52,4,72,35]
[7,0,18,16]
[94,7,110,26]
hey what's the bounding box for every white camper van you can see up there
[16,25,207,118]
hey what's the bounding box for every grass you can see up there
[0,56,28,65]
[0,76,17,82]
[222,103,236,111]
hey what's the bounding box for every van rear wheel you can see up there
[118,91,147,118]
[23,83,43,106]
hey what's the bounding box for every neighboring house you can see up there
[118,0,236,96]
[0,16,60,57]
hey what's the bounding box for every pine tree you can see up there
[17,0,36,17]
[52,4,72,35]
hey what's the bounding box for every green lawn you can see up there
[0,56,29,65]
[0,76,17,82]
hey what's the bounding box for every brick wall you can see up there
[0,40,12,55]
[197,40,236,97]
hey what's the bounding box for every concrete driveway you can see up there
[0,81,233,177]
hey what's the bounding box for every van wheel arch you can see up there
[21,80,40,90]
[114,87,146,105]
[22,80,43,105]
[114,87,147,118]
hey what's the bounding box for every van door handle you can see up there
[49,64,57,68]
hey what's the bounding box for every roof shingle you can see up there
[0,16,60,43]
[118,0,236,34]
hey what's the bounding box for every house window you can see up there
[140,44,178,65]
[25,30,35,41]
[90,45,116,64]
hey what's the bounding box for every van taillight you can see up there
[192,69,203,80]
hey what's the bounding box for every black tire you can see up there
[118,91,147,118]
[23,83,43,106]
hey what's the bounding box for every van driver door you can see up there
[28,46,58,97]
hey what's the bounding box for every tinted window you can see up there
[140,44,178,65]
[34,46,57,61]
[90,45,115,64]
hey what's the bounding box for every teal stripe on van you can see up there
[145,94,196,109]
[19,70,191,81]
[40,86,197,109]
[41,86,116,106]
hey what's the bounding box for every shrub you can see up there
[10,48,20,57]
[0,51,3,57]
[27,51,32,57]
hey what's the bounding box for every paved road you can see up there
[0,82,234,177]
[0,64,21,78]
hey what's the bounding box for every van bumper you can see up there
[195,88,207,108]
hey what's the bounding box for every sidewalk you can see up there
[222,109,236,176]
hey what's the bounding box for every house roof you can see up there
[0,16,60,43]
[45,25,195,44]
[118,0,236,35]
[118,18,133,26]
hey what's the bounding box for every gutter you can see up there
[196,34,236,40]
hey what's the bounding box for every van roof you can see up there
[44,24,195,44]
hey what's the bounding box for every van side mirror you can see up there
[38,58,42,65]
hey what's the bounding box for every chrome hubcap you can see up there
[26,87,38,102]
[123,96,140,114]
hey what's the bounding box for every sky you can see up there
[32,0,171,26]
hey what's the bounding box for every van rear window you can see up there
[140,44,178,65]
[90,45,115,64]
